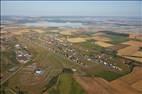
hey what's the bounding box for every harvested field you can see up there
[124,56,142,63]
[60,31,72,35]
[132,80,142,92]
[113,67,142,85]
[33,29,45,33]
[122,40,142,47]
[74,67,142,94]
[74,76,120,94]
[117,45,142,63]
[117,46,140,56]
[109,44,128,51]
[12,29,30,35]
[132,51,142,57]
[95,41,113,47]
[49,30,59,33]
[91,36,111,42]
[110,67,142,94]
[67,37,87,43]
[110,79,141,94]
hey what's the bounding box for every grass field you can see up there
[0,48,19,73]
[104,34,129,44]
[94,71,123,81]
[75,40,104,53]
[48,73,86,94]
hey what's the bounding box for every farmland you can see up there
[95,41,113,48]
[74,67,142,94]
[1,16,142,94]
[48,72,86,94]
[117,40,142,63]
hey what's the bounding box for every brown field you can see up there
[109,44,128,51]
[112,67,142,84]
[95,41,113,47]
[91,36,111,42]
[59,31,72,35]
[74,76,120,94]
[117,46,140,56]
[110,67,142,94]
[74,67,142,94]
[129,34,142,40]
[67,37,87,43]
[122,40,142,47]
[12,29,30,35]
[132,80,142,92]
[117,40,142,63]
[124,56,142,63]
[49,30,59,33]
[132,51,142,57]
[33,29,45,33]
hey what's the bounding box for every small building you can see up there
[34,68,44,75]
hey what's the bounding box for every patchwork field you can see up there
[74,76,120,94]
[74,67,142,94]
[110,67,142,94]
[117,46,140,56]
[117,40,142,63]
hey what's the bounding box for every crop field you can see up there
[48,73,86,94]
[91,36,111,42]
[95,41,114,48]
[110,67,142,94]
[74,67,142,94]
[122,40,142,47]
[67,37,87,43]
[132,80,142,92]
[1,28,141,94]
[102,33,129,44]
[117,40,142,63]
[59,31,72,35]
[117,46,140,56]
[11,29,31,35]
[74,76,119,94]
[33,29,46,33]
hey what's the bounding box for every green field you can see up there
[48,73,86,94]
[104,34,129,44]
[75,40,104,55]
[0,48,19,72]
[94,71,122,81]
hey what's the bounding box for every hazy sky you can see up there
[1,1,142,17]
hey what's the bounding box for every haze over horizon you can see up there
[1,1,142,17]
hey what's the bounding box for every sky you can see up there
[1,1,142,17]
